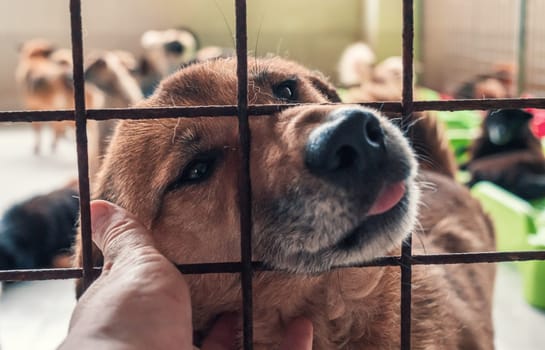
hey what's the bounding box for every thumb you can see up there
[90,200,155,265]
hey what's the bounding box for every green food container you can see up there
[472,182,545,309]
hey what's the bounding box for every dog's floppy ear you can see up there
[308,72,341,103]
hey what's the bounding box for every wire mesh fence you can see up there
[0,1,544,349]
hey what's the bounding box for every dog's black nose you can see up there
[305,108,385,177]
[165,40,184,55]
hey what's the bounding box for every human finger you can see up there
[90,200,156,265]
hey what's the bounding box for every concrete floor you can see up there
[0,124,544,349]
[0,124,78,350]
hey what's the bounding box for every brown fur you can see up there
[74,57,494,349]
[400,110,458,178]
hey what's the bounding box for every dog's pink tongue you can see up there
[368,182,406,216]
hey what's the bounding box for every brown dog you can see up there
[15,39,104,154]
[75,57,495,349]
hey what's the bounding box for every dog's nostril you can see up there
[336,145,358,170]
[365,119,384,147]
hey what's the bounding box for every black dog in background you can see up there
[0,188,79,270]
[467,109,545,200]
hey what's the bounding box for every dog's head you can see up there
[484,109,533,146]
[85,51,143,105]
[140,28,199,76]
[16,42,73,95]
[337,42,376,87]
[94,57,418,273]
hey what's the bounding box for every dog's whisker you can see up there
[418,184,437,193]
[402,115,425,134]
[388,116,403,123]
[413,221,428,255]
[253,9,267,59]
[171,118,181,145]
[275,38,284,57]
[210,0,235,47]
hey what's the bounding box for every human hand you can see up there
[59,200,313,350]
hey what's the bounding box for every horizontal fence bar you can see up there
[0,110,74,122]
[0,268,84,281]
[410,251,545,265]
[0,103,394,123]
[3,98,545,123]
[2,250,544,281]
[413,98,545,111]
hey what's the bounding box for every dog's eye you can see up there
[273,79,298,101]
[167,153,218,191]
[184,161,210,181]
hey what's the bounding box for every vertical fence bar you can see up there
[516,0,528,94]
[69,0,93,291]
[235,0,253,348]
[401,0,415,349]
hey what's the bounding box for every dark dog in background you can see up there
[467,109,545,200]
[0,186,79,270]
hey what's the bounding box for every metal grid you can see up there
[0,0,545,349]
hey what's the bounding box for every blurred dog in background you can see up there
[137,28,234,96]
[15,39,104,155]
[137,28,200,96]
[454,63,515,100]
[85,50,144,180]
[337,42,376,88]
[0,183,79,271]
[467,109,545,200]
[338,45,417,103]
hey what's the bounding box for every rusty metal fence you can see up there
[1,0,545,349]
